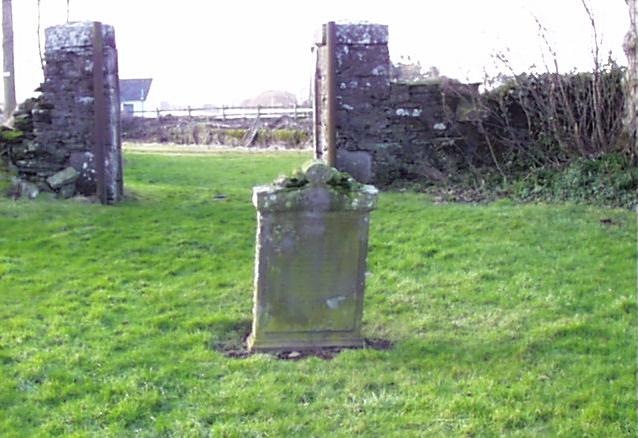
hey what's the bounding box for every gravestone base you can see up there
[248,332,364,353]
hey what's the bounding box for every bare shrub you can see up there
[443,1,628,179]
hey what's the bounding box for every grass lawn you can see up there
[0,150,636,436]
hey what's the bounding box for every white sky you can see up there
[7,0,631,107]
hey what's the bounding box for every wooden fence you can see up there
[126,104,313,120]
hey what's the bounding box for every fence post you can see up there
[325,21,337,168]
[156,107,160,118]
[257,105,261,119]
[187,105,192,118]
[222,105,226,120]
[294,103,298,121]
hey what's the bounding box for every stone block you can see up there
[58,183,76,198]
[70,151,96,195]
[46,166,78,189]
[16,180,40,199]
[335,23,388,45]
[336,150,373,183]
[248,162,378,352]
[407,83,441,95]
[336,46,391,77]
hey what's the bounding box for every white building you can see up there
[119,79,153,117]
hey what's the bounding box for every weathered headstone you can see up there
[248,161,378,352]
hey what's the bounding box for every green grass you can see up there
[0,151,636,436]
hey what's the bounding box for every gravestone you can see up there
[248,161,378,352]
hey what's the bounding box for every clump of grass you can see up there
[511,153,638,208]
[224,129,246,140]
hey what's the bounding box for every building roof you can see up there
[120,78,153,102]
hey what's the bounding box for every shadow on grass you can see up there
[210,318,393,361]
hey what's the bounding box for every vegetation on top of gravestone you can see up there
[326,169,363,191]
[274,168,308,189]
[274,163,363,192]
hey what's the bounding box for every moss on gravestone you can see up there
[274,160,364,193]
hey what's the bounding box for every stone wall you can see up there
[10,22,122,202]
[121,115,311,148]
[314,23,481,185]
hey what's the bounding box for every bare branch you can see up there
[37,0,44,75]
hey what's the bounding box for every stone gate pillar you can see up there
[35,22,123,203]
[314,23,390,183]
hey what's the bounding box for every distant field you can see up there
[0,151,635,436]
[122,141,312,154]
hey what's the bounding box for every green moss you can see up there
[1,129,24,142]
[273,162,364,193]
[326,170,363,192]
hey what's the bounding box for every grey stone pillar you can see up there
[34,21,122,203]
[248,162,378,352]
[314,23,390,183]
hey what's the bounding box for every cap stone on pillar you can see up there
[45,21,116,51]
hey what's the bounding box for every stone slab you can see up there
[46,166,79,189]
[248,163,378,352]
[336,150,373,184]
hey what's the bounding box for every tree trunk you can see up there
[2,0,15,119]
[624,0,638,162]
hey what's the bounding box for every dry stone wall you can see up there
[9,22,122,202]
[315,23,481,185]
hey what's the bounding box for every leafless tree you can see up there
[2,0,16,118]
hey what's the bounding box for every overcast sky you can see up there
[7,0,631,107]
